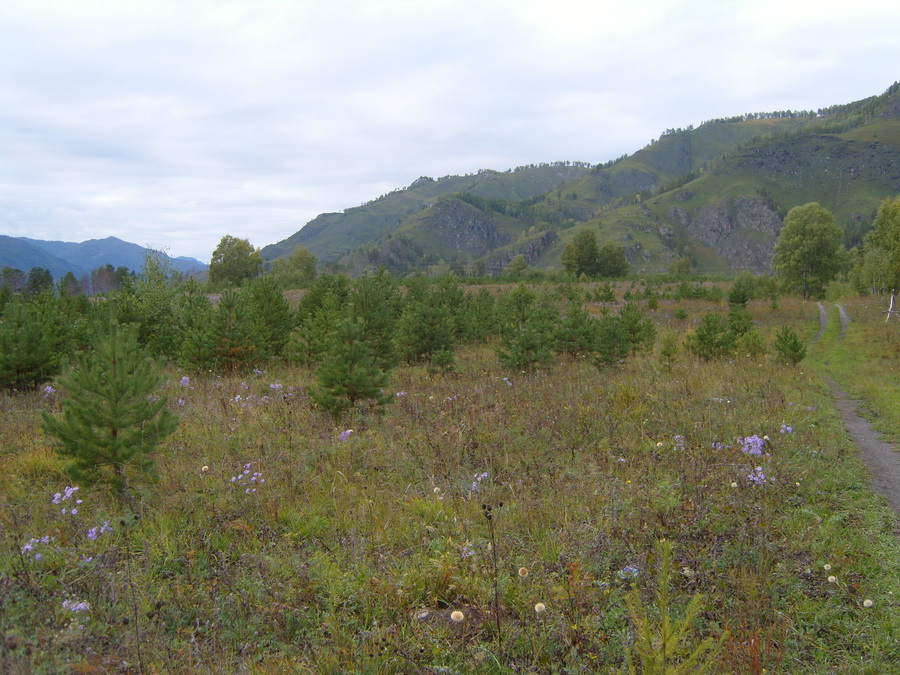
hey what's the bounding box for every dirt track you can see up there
[816,302,900,518]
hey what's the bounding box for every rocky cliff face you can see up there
[668,196,782,269]
[483,231,559,275]
[422,198,512,257]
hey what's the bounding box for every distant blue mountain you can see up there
[0,236,208,279]
[0,236,79,280]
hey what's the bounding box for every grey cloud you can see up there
[0,0,898,261]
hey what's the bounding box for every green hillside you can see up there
[259,164,591,262]
[262,82,900,276]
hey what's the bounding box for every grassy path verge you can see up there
[808,296,900,440]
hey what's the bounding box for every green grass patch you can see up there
[2,298,899,672]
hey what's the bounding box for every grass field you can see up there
[2,290,899,673]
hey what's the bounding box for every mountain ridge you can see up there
[261,81,900,276]
[1,235,208,280]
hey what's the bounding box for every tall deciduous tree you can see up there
[503,254,528,278]
[1,266,26,292]
[863,194,900,291]
[772,203,843,299]
[561,229,600,277]
[271,245,318,287]
[596,241,629,278]
[209,235,263,287]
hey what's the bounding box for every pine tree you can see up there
[292,273,351,367]
[0,298,61,391]
[496,285,557,371]
[134,249,182,359]
[395,299,455,365]
[177,280,215,371]
[291,293,343,367]
[594,314,630,367]
[685,312,737,361]
[555,288,599,357]
[461,288,497,343]
[41,321,178,498]
[309,317,394,419]
[242,274,294,360]
[205,289,259,372]
[349,269,402,371]
[619,301,657,354]
[772,325,806,365]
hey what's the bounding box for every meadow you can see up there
[2,287,899,673]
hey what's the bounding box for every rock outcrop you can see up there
[483,231,559,276]
[674,196,782,270]
[422,198,512,257]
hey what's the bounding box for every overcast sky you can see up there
[1,0,898,263]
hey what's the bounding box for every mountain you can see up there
[0,236,80,280]
[2,236,208,279]
[259,164,592,262]
[262,82,900,276]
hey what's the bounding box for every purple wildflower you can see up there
[86,521,112,541]
[231,463,264,492]
[470,471,489,492]
[618,565,640,580]
[339,429,353,442]
[747,467,768,484]
[62,599,90,613]
[21,535,54,560]
[739,435,766,456]
[52,485,79,505]
[780,422,793,434]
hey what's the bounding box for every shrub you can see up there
[737,330,768,359]
[658,329,680,368]
[772,325,806,365]
[685,312,736,361]
[594,314,630,367]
